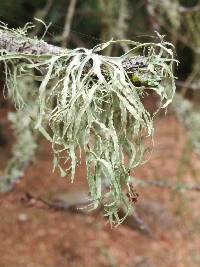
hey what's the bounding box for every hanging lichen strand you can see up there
[0,23,176,224]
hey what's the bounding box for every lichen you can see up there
[0,23,176,225]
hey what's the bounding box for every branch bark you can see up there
[0,30,63,55]
[0,29,144,73]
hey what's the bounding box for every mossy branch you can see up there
[0,26,62,55]
[0,22,177,225]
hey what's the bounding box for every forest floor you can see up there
[0,99,200,267]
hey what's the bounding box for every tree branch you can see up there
[0,29,147,74]
[0,30,62,55]
[179,5,200,14]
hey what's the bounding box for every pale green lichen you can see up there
[0,23,176,224]
[0,76,38,192]
[173,94,200,155]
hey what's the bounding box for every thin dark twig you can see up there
[132,176,200,192]
[176,80,200,91]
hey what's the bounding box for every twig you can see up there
[131,176,200,192]
[179,5,200,14]
[115,0,130,53]
[23,191,151,234]
[176,80,200,91]
[23,191,91,212]
[61,0,77,47]
[31,0,54,37]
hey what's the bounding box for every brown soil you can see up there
[0,104,200,267]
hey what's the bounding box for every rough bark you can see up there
[0,31,63,55]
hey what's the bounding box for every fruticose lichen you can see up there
[0,23,176,224]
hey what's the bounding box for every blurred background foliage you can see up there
[0,0,199,78]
